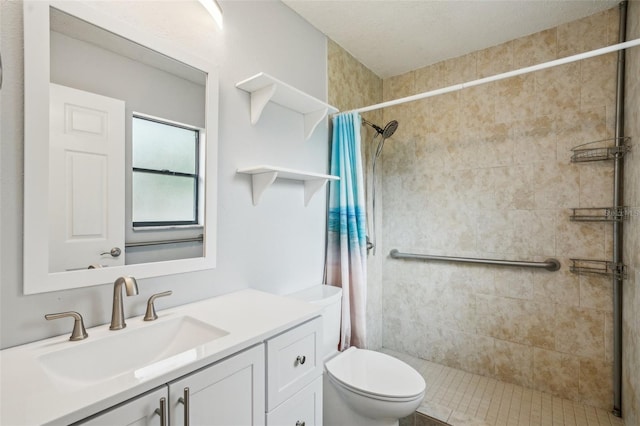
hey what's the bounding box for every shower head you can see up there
[382,120,398,139]
[363,119,399,139]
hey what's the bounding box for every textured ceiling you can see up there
[282,0,621,78]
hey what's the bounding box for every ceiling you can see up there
[282,0,621,78]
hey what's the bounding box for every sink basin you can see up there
[38,316,228,385]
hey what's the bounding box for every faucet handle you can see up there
[45,311,88,341]
[144,291,173,321]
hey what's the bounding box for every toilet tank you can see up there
[288,285,342,359]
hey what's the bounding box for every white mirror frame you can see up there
[23,0,218,294]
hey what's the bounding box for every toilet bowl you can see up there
[324,346,425,425]
[288,285,426,426]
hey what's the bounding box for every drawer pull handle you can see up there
[296,422,306,426]
[154,397,167,426]
[178,387,190,426]
[296,355,306,365]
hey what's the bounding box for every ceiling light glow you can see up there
[199,0,223,30]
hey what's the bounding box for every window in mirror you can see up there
[132,115,202,227]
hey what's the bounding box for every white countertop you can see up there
[0,289,321,425]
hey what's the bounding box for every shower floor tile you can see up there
[382,348,624,426]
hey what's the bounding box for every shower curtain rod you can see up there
[347,38,640,114]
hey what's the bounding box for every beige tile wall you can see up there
[327,39,384,349]
[379,8,621,410]
[623,1,640,424]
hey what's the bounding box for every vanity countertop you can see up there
[0,289,321,425]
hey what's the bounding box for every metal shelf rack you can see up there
[568,136,630,281]
[569,207,627,222]
[570,137,630,163]
[569,258,626,279]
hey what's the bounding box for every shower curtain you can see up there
[325,112,367,350]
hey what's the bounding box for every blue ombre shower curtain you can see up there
[326,112,367,350]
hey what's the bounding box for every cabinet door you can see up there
[76,386,168,426]
[169,344,265,426]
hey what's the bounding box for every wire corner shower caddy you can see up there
[567,135,631,279]
[567,1,629,416]
[570,137,631,163]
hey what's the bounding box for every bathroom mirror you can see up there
[23,1,218,294]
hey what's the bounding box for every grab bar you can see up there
[389,249,561,271]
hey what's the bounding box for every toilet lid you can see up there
[325,348,426,399]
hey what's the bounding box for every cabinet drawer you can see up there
[266,376,322,426]
[266,317,322,410]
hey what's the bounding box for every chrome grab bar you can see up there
[389,249,561,272]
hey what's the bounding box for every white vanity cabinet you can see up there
[265,317,323,426]
[0,290,323,426]
[72,319,324,426]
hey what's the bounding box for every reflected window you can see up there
[132,115,200,227]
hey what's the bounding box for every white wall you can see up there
[50,31,206,129]
[0,0,330,349]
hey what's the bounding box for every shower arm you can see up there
[362,118,384,135]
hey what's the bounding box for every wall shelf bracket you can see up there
[304,108,330,141]
[249,171,279,206]
[303,178,327,206]
[249,83,277,125]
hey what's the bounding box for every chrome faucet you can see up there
[110,276,139,330]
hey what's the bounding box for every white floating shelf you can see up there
[236,72,339,140]
[237,165,339,206]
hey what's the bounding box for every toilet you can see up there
[289,285,425,426]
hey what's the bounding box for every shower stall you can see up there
[328,2,639,425]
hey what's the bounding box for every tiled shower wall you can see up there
[380,9,620,410]
[623,1,640,424]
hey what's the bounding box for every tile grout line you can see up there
[382,348,625,426]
